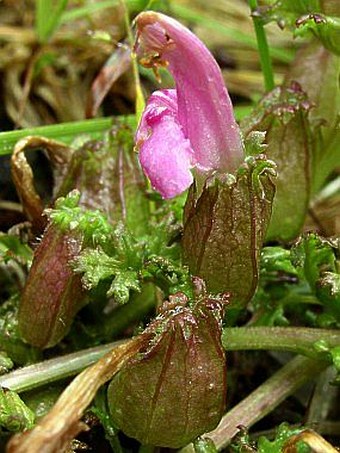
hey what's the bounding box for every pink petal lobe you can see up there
[136,89,194,199]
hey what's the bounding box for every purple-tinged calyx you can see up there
[135,11,244,199]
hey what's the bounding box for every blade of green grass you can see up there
[249,0,275,91]
[120,0,145,121]
[36,0,69,43]
[0,116,136,156]
[36,0,50,42]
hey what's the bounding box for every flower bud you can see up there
[108,282,229,448]
[182,155,276,308]
[18,224,86,349]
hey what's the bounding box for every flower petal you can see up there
[136,89,194,199]
[135,12,244,173]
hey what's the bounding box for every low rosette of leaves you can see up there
[183,154,276,308]
[107,280,229,448]
[242,82,312,242]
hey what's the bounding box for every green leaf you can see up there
[143,255,192,296]
[0,388,35,432]
[316,272,340,321]
[295,14,340,56]
[0,298,41,365]
[107,270,141,304]
[291,233,336,291]
[183,155,276,308]
[0,234,33,265]
[329,345,340,369]
[257,423,310,453]
[261,247,298,278]
[0,352,14,375]
[49,191,113,247]
[74,248,121,290]
[108,288,228,448]
[193,437,218,453]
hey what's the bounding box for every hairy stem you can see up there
[181,356,328,451]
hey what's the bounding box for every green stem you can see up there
[120,0,145,120]
[0,116,136,156]
[2,327,338,394]
[248,0,275,91]
[180,356,328,452]
[0,340,126,393]
[222,327,340,360]
[198,356,328,450]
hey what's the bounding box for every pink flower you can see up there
[135,11,244,199]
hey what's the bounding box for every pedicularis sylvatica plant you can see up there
[1,2,340,453]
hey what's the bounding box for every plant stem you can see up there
[6,336,150,453]
[248,0,275,91]
[0,116,136,156]
[222,327,340,360]
[180,356,328,452]
[0,340,126,393]
[120,0,145,121]
[2,327,338,394]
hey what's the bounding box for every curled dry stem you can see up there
[11,136,72,231]
[283,429,339,453]
[6,334,151,453]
